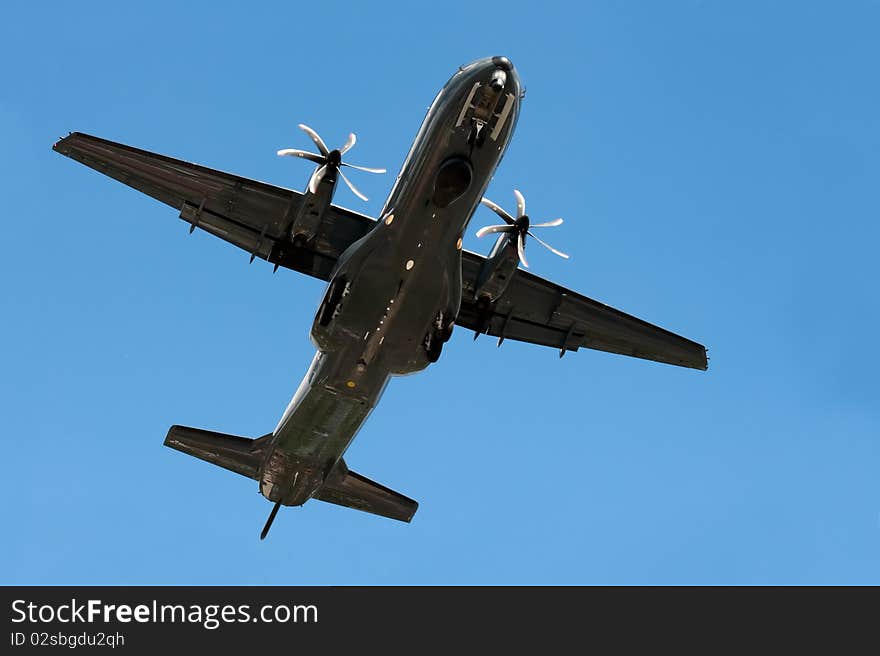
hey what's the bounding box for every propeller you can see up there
[277,124,386,201]
[477,189,569,268]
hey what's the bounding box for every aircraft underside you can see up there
[53,55,707,538]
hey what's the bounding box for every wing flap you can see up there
[178,202,275,261]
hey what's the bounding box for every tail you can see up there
[164,426,418,530]
[164,425,271,480]
[316,459,418,523]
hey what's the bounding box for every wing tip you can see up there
[52,131,80,154]
[681,347,708,371]
[402,501,419,523]
[698,346,710,371]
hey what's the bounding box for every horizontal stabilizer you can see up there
[315,459,418,523]
[164,425,270,480]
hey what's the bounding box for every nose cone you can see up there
[459,55,520,96]
[460,56,518,80]
[453,56,522,124]
[492,56,514,72]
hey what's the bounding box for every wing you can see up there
[52,132,375,280]
[457,251,708,370]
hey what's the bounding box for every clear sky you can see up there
[2,1,878,584]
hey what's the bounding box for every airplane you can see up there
[53,56,708,538]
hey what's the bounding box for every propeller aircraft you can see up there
[53,56,708,538]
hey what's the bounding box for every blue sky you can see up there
[2,1,878,584]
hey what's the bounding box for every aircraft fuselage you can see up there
[260,57,522,506]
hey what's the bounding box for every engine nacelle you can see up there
[291,166,339,242]
[277,124,386,243]
[473,232,520,302]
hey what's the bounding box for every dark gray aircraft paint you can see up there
[53,57,708,538]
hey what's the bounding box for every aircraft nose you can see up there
[492,56,514,72]
[456,56,521,97]
[489,57,518,91]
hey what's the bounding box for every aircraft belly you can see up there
[275,382,371,459]
[264,351,388,506]
[315,222,459,375]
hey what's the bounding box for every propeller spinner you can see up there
[477,189,569,268]
[277,124,386,201]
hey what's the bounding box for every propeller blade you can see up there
[480,197,516,225]
[339,167,368,202]
[308,164,327,194]
[528,231,570,259]
[513,189,526,218]
[341,162,387,174]
[475,224,516,238]
[276,149,325,164]
[298,123,330,156]
[516,232,529,268]
[339,132,357,155]
[530,218,564,228]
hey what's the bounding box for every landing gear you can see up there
[317,276,349,327]
[424,334,443,363]
[441,323,454,342]
[424,313,455,363]
[467,120,487,148]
